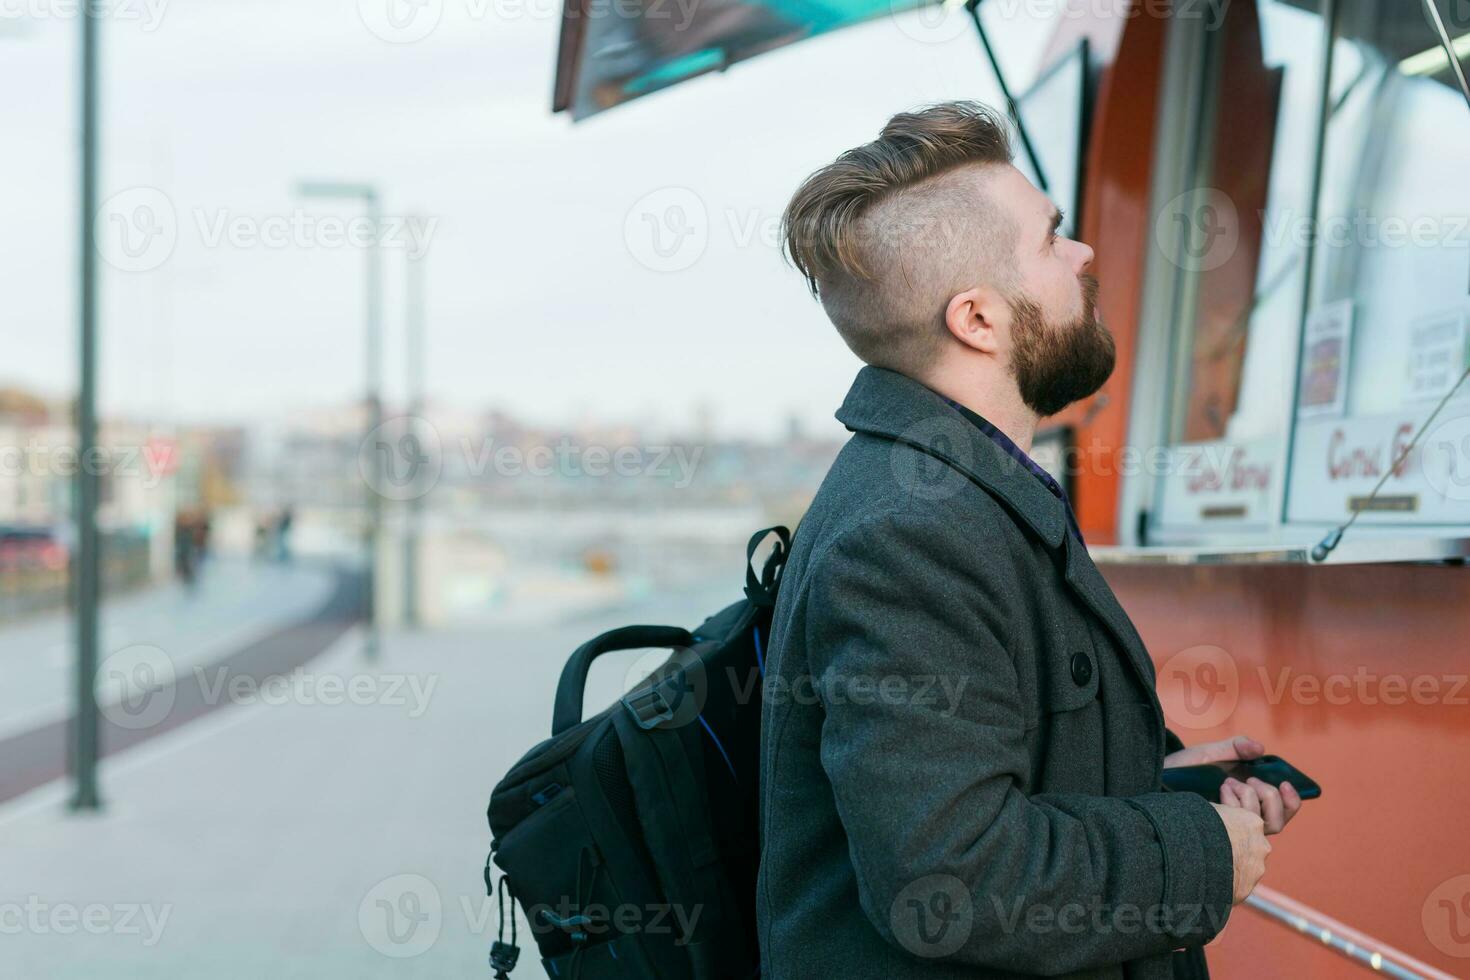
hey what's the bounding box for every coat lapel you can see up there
[835,366,1161,702]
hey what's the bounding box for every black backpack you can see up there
[484,526,791,979]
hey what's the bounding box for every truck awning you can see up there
[552,0,941,120]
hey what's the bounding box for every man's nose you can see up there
[1073,239,1095,274]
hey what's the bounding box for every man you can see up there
[757,102,1299,980]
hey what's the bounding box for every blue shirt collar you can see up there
[940,397,1086,546]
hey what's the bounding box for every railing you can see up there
[1246,885,1459,980]
[0,530,152,623]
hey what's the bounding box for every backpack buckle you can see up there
[622,684,675,730]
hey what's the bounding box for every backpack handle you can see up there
[551,625,694,735]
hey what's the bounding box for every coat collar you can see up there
[835,366,1161,703]
[835,366,1069,551]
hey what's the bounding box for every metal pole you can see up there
[964,0,1048,194]
[403,238,424,629]
[71,0,102,811]
[365,194,383,661]
[294,181,384,657]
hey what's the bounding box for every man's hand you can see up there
[1164,734,1302,835]
[1211,803,1271,904]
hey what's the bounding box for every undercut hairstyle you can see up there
[781,101,1018,378]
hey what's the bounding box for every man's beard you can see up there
[1008,274,1115,418]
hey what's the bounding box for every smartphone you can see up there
[1161,754,1321,801]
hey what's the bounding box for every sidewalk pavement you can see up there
[0,578,736,979]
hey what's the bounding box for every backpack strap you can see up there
[611,709,731,980]
[743,525,791,608]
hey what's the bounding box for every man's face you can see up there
[991,166,1115,418]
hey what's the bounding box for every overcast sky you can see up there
[0,0,1050,439]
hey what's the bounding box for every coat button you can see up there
[1070,652,1093,686]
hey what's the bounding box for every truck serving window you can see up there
[1285,0,1470,530]
[1149,0,1328,537]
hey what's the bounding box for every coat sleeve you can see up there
[804,504,1235,976]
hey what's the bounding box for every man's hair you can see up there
[781,101,1017,377]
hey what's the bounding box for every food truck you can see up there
[553,0,1470,974]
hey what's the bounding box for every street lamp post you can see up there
[71,0,103,811]
[294,181,383,662]
[403,237,425,629]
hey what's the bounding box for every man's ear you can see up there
[944,286,1008,355]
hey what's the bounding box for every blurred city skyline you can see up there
[0,0,1051,440]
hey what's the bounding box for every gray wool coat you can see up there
[757,367,1235,980]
